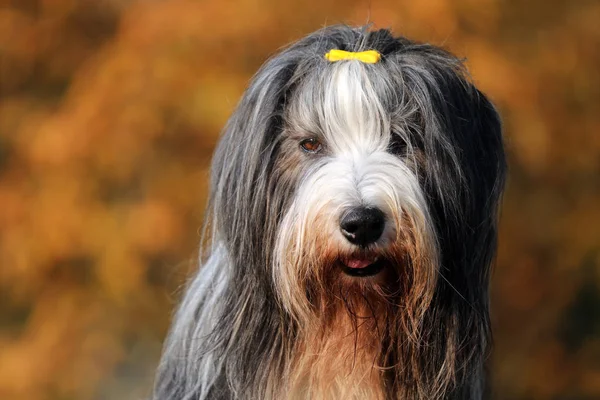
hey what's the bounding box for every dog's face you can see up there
[272,60,438,324]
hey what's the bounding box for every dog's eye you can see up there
[388,135,407,155]
[299,138,322,154]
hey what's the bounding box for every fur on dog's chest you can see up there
[288,309,388,400]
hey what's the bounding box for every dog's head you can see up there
[208,25,506,395]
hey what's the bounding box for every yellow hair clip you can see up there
[324,49,381,64]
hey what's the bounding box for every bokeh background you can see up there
[1,0,599,399]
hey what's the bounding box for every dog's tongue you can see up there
[345,258,376,269]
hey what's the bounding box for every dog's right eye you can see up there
[299,138,322,154]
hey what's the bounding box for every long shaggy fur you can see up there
[153,25,506,400]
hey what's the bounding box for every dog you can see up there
[152,25,506,400]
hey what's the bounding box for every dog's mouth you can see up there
[339,256,386,277]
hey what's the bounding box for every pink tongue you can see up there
[345,258,375,269]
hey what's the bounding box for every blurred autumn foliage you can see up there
[0,0,598,399]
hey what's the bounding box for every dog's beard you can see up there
[273,189,439,398]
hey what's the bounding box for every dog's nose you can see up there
[340,207,386,246]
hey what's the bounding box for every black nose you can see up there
[340,207,386,246]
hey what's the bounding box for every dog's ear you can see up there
[425,70,506,335]
[425,66,506,271]
[434,74,506,398]
[208,51,300,264]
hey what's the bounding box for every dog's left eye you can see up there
[299,138,322,154]
[388,135,408,155]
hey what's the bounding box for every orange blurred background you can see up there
[0,0,598,399]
